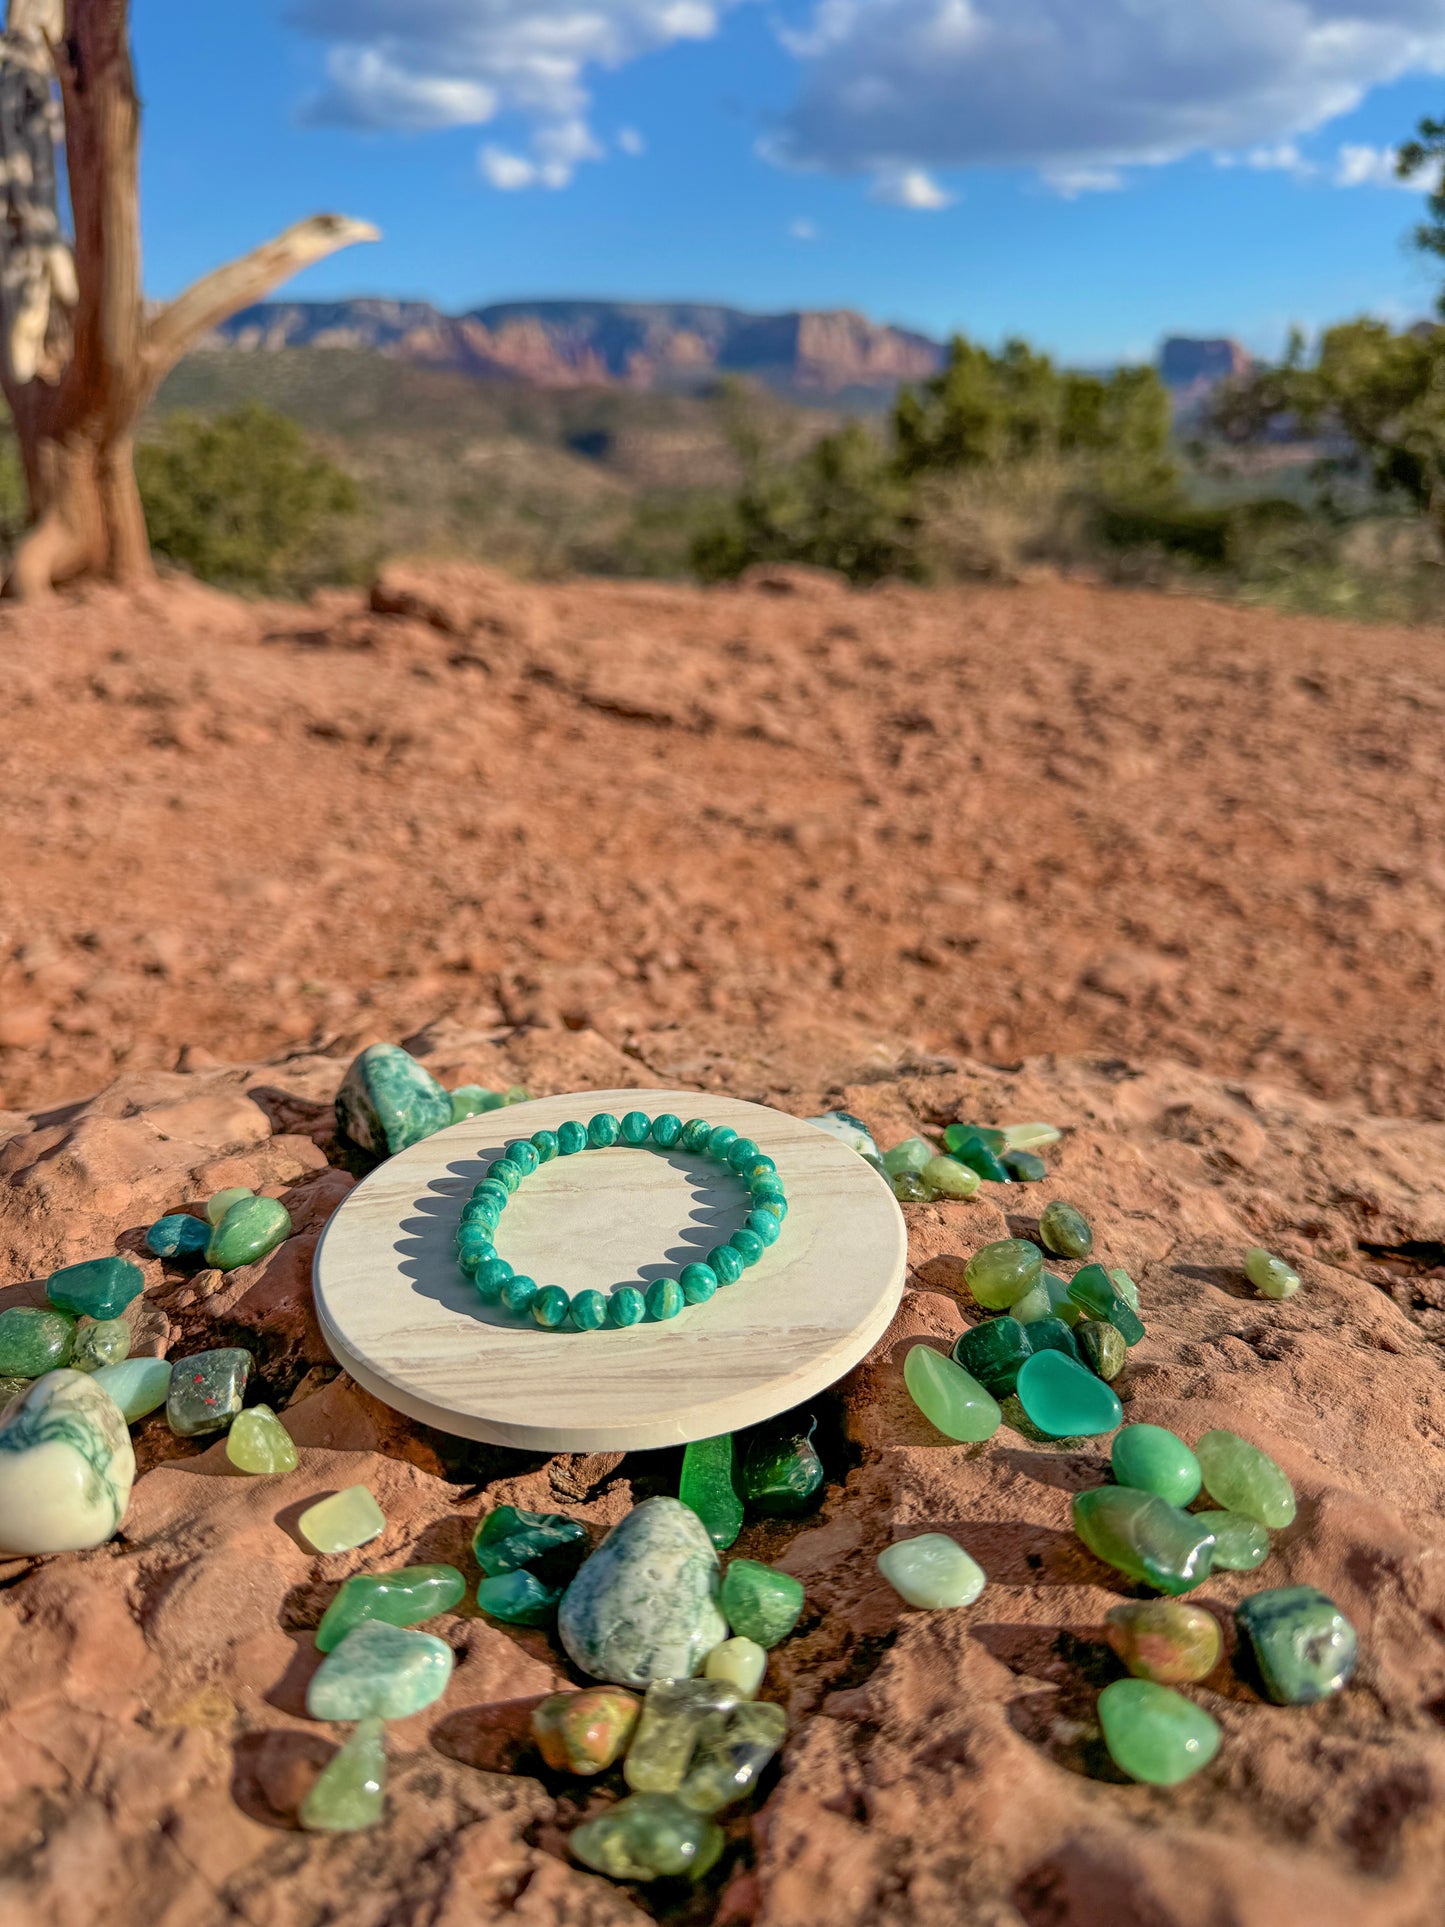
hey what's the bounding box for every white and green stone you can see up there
[558,1497,728,1688]
[335,1043,453,1156]
[877,1533,986,1608]
[306,1620,455,1721]
[0,1370,135,1555]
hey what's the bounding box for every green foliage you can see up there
[135,403,366,593]
[1397,118,1445,305]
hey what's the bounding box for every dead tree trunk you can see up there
[0,0,377,596]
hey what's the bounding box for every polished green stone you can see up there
[719,1559,805,1647]
[1097,1679,1221,1785]
[609,1286,646,1327]
[335,1042,452,1155]
[679,1698,787,1812]
[488,1158,523,1193]
[651,1113,683,1148]
[477,1569,564,1624]
[1245,1247,1300,1300]
[505,1138,540,1175]
[534,1686,641,1774]
[744,1209,780,1248]
[1007,1276,1051,1323]
[501,1274,538,1316]
[587,1112,620,1148]
[206,1197,291,1272]
[226,1403,298,1473]
[620,1110,652,1145]
[904,1344,1001,1443]
[741,1154,777,1182]
[920,1155,980,1199]
[166,1347,251,1436]
[1195,1510,1269,1571]
[1002,1150,1047,1182]
[557,1120,588,1155]
[624,1678,740,1793]
[1234,1586,1357,1704]
[300,1717,385,1832]
[476,1257,516,1301]
[570,1792,723,1883]
[1195,1429,1296,1528]
[739,1414,825,1515]
[882,1136,933,1176]
[952,1316,1032,1396]
[571,1288,609,1330]
[1078,1320,1126,1380]
[306,1620,454,1720]
[725,1137,762,1172]
[454,1226,496,1272]
[752,1191,788,1221]
[1022,1317,1082,1364]
[878,1533,987,1609]
[92,1356,171,1421]
[964,1240,1043,1311]
[448,1085,505,1121]
[46,1256,143,1322]
[530,1128,559,1162]
[729,1227,765,1266]
[474,1505,588,1576]
[1110,1267,1141,1313]
[1105,1600,1223,1684]
[646,1277,684,1321]
[299,1484,386,1554]
[708,1243,745,1286]
[145,1213,210,1259]
[951,1139,1011,1183]
[1111,1425,1201,1506]
[944,1122,1006,1156]
[681,1117,713,1153]
[1044,1271,1086,1326]
[680,1434,744,1549]
[559,1498,727,1686]
[206,1185,253,1225]
[1003,1122,1061,1151]
[707,1125,739,1159]
[1066,1264,1145,1345]
[680,1263,719,1305]
[704,1634,767,1697]
[1073,1486,1215,1594]
[1017,1350,1122,1438]
[0,1306,76,1377]
[1039,1200,1093,1260]
[317,1565,466,1651]
[892,1170,933,1203]
[470,1180,510,1214]
[531,1286,571,1329]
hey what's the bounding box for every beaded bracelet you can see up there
[454,1111,788,1331]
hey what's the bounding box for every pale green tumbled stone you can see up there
[678,1699,788,1813]
[877,1533,986,1609]
[570,1793,723,1882]
[1010,1276,1053,1324]
[920,1155,981,1200]
[70,1317,131,1373]
[704,1636,767,1698]
[1002,1123,1061,1151]
[306,1620,454,1721]
[1244,1248,1300,1300]
[300,1716,385,1832]
[206,1185,253,1225]
[964,1239,1043,1310]
[335,1042,452,1156]
[299,1484,386,1554]
[226,1404,298,1474]
[1194,1510,1270,1571]
[91,1356,171,1421]
[903,1344,1001,1443]
[1195,1429,1296,1529]
[1098,1679,1221,1785]
[882,1137,934,1177]
[318,1565,467,1651]
[624,1678,740,1793]
[206,1196,291,1271]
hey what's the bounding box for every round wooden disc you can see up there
[312,1087,906,1452]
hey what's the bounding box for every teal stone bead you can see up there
[725,1137,762,1172]
[751,1176,787,1205]
[478,1568,564,1624]
[1016,1350,1122,1438]
[620,1110,652,1145]
[454,1231,495,1273]
[742,1155,777,1182]
[609,1286,646,1326]
[1039,1200,1094,1260]
[571,1289,609,1331]
[708,1245,745,1286]
[1195,1429,1296,1529]
[1111,1425,1202,1506]
[646,1278,684,1321]
[0,1306,76,1377]
[557,1120,588,1155]
[1194,1510,1270,1571]
[206,1196,291,1272]
[1098,1679,1221,1786]
[448,1084,504,1121]
[746,1209,781,1247]
[964,1239,1043,1311]
[472,1179,510,1212]
[532,1286,572,1329]
[459,1194,502,1230]
[474,1504,588,1575]
[679,1264,719,1305]
[681,1118,713,1152]
[1235,1586,1357,1704]
[166,1347,252,1436]
[587,1113,620,1148]
[707,1125,739,1159]
[488,1158,523,1194]
[754,1195,788,1222]
[316,1565,467,1651]
[570,1792,723,1883]
[651,1113,683,1148]
[46,1256,143,1322]
[530,1129,559,1162]
[505,1139,540,1176]
[1067,1264,1145,1345]
[1073,1486,1216,1594]
[306,1620,454,1721]
[145,1214,210,1260]
[729,1228,765,1266]
[952,1317,1032,1397]
[474,1257,515,1301]
[1002,1150,1047,1181]
[335,1042,452,1157]
[501,1275,538,1315]
[91,1355,171,1421]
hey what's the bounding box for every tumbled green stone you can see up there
[609,1286,646,1327]
[708,1243,745,1286]
[570,1792,723,1883]
[145,1213,210,1259]
[882,1136,934,1176]
[226,1403,298,1474]
[1017,1350,1122,1438]
[1003,1122,1061,1151]
[952,1316,1032,1396]
[476,1257,516,1301]
[206,1196,291,1272]
[620,1110,652,1145]
[725,1137,763,1173]
[1073,1487,1215,1594]
[1195,1510,1269,1571]
[317,1565,466,1651]
[952,1140,1011,1183]
[1067,1264,1145,1345]
[680,1263,719,1304]
[505,1138,540,1175]
[679,1698,788,1812]
[1039,1200,1093,1260]
[299,1484,386,1554]
[559,1498,727,1686]
[448,1084,504,1121]
[1111,1424,1201,1506]
[681,1118,713,1153]
[1195,1429,1296,1528]
[740,1414,825,1515]
[206,1185,253,1225]
[477,1569,564,1624]
[719,1559,805,1647]
[166,1347,251,1436]
[964,1239,1043,1311]
[704,1635,767,1698]
[646,1277,684,1321]
[587,1112,620,1148]
[474,1504,588,1576]
[892,1170,933,1203]
[533,1687,642,1774]
[557,1120,588,1155]
[1235,1586,1357,1704]
[1023,1317,1082,1364]
[944,1122,1006,1156]
[1097,1679,1220,1785]
[650,1113,683,1148]
[1009,1276,1052,1323]
[530,1128,559,1162]
[904,1344,1001,1443]
[1078,1320,1126,1380]
[1105,1600,1223,1684]
[624,1678,740,1793]
[680,1434,744,1549]
[532,1286,571,1329]
[306,1620,454,1720]
[1044,1271,1086,1326]
[0,1306,76,1377]
[571,1288,609,1330]
[920,1154,981,1199]
[878,1533,986,1608]
[501,1274,538,1316]
[46,1256,143,1322]
[1245,1247,1300,1300]
[92,1355,171,1421]
[1002,1150,1047,1182]
[1110,1267,1141,1313]
[300,1716,385,1832]
[335,1042,452,1156]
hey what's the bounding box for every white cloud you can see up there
[1334,142,1428,189]
[870,164,953,209]
[1042,165,1125,198]
[789,216,819,239]
[617,126,647,156]
[1215,141,1317,179]
[480,146,540,190]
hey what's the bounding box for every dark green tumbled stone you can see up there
[532,1287,571,1329]
[609,1286,646,1327]
[620,1111,652,1145]
[953,1140,1011,1183]
[646,1278,683,1321]
[587,1113,620,1148]
[530,1129,559,1162]
[557,1121,588,1156]
[1039,1200,1093,1260]
[0,1306,76,1377]
[1078,1320,1127,1379]
[1001,1150,1047,1182]
[569,1792,723,1883]
[681,1118,713,1153]
[729,1228,765,1266]
[571,1289,609,1331]
[952,1316,1033,1396]
[706,1125,739,1159]
[488,1158,523,1194]
[679,1264,718,1305]
[741,1411,825,1515]
[944,1122,1006,1155]
[725,1137,762,1173]
[1234,1586,1357,1704]
[474,1504,588,1576]
[145,1213,210,1260]
[46,1256,143,1322]
[1023,1317,1081,1363]
[1073,1486,1215,1594]
[505,1139,540,1176]
[501,1274,538,1316]
[1067,1264,1145,1345]
[709,1244,745,1285]
[679,1434,744,1548]
[335,1042,452,1156]
[650,1113,683,1149]
[746,1209,781,1247]
[166,1347,252,1436]
[477,1569,564,1625]
[474,1257,515,1300]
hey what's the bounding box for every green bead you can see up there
[621,1110,652,1145]
[306,1620,454,1720]
[745,1209,781,1247]
[478,1569,563,1625]
[1078,1320,1127,1380]
[681,1118,713,1153]
[1235,1586,1357,1703]
[1195,1429,1296,1528]
[46,1256,143,1322]
[206,1185,254,1225]
[904,1344,1001,1442]
[449,1085,503,1121]
[646,1277,684,1321]
[742,1155,777,1182]
[298,1484,386,1554]
[206,1197,292,1272]
[557,1120,587,1155]
[569,1791,723,1882]
[1097,1679,1220,1785]
[725,1137,762,1172]
[892,1171,933,1203]
[571,1288,609,1330]
[952,1317,1032,1397]
[587,1112,620,1148]
[650,1113,683,1148]
[679,1698,788,1812]
[145,1213,210,1259]
[471,1180,509,1212]
[882,1137,933,1177]
[530,1128,559,1162]
[225,1403,298,1474]
[877,1533,986,1608]
[729,1228,765,1267]
[474,1256,515,1300]
[531,1286,571,1329]
[944,1123,1006,1156]
[459,1193,500,1228]
[1244,1247,1300,1300]
[335,1042,451,1156]
[166,1347,251,1436]
[1039,1200,1093,1260]
[719,1559,805,1646]
[300,1717,385,1832]
[454,1228,495,1271]
[91,1356,171,1421]
[488,1157,523,1193]
[1105,1600,1223,1685]
[750,1176,787,1205]
[501,1274,538,1316]
[1111,1425,1202,1506]
[679,1263,719,1305]
[754,1195,788,1222]
[708,1244,745,1286]
[707,1125,739,1159]
[1001,1150,1047,1181]
[474,1504,587,1575]
[963,1239,1043,1310]
[505,1138,540,1175]
[679,1434,743,1548]
[739,1414,824,1515]
[1017,1350,1122,1437]
[1066,1263,1145,1345]
[1194,1510,1269,1571]
[609,1286,646,1327]
[1073,1487,1215,1594]
[318,1566,467,1651]
[919,1155,981,1199]
[0,1306,76,1377]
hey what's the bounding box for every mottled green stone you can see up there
[704,1635,766,1698]
[570,1793,723,1883]
[1078,1320,1126,1380]
[530,1128,559,1162]
[1195,1429,1296,1528]
[944,1123,1006,1156]
[740,1414,825,1516]
[317,1566,466,1651]
[145,1213,210,1259]
[745,1209,781,1247]
[620,1110,652,1145]
[1097,1679,1220,1785]
[964,1240,1044,1311]
[707,1125,739,1159]
[505,1138,541,1175]
[681,1118,713,1153]
[892,1170,932,1203]
[1002,1150,1047,1182]
[46,1256,143,1321]
[1017,1350,1122,1438]
[166,1347,251,1436]
[300,1717,385,1832]
[952,1316,1032,1396]
[920,1154,981,1199]
[448,1085,504,1121]
[557,1120,588,1155]
[534,1686,641,1774]
[679,1698,788,1812]
[1234,1586,1357,1704]
[646,1277,684,1321]
[306,1620,454,1720]
[609,1286,646,1327]
[624,1678,739,1792]
[1022,1317,1082,1364]
[92,1356,170,1421]
[1111,1425,1202,1506]
[680,1263,719,1304]
[1039,1200,1093,1260]
[883,1137,933,1176]
[1066,1264,1145,1345]
[335,1042,452,1156]
[558,1498,727,1687]
[0,1306,76,1377]
[904,1344,1001,1442]
[474,1504,588,1576]
[587,1112,620,1148]
[501,1274,538,1316]
[206,1196,291,1272]
[477,1569,564,1624]
[729,1227,765,1267]
[476,1257,516,1301]
[532,1286,571,1329]
[226,1403,298,1474]
[878,1533,986,1609]
[206,1185,253,1225]
[651,1113,683,1148]
[1073,1487,1215,1594]
[680,1434,743,1549]
[299,1484,386,1554]
[571,1288,609,1330]
[0,1369,135,1554]
[725,1136,763,1172]
[719,1559,805,1647]
[1245,1248,1300,1300]
[1194,1510,1269,1571]
[1105,1600,1223,1685]
[708,1243,745,1286]
[488,1158,523,1194]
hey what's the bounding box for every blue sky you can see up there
[134,2,1445,364]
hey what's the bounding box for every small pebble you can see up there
[206,1185,254,1226]
[1194,1509,1269,1571]
[1039,1200,1093,1260]
[92,1356,171,1421]
[718,1559,805,1648]
[919,1154,980,1199]
[963,1239,1043,1311]
[1244,1247,1300,1300]
[226,1404,298,1474]
[306,1620,454,1721]
[299,1484,386,1554]
[1105,1599,1223,1684]
[70,1317,132,1374]
[145,1213,211,1259]
[877,1532,985,1608]
[46,1256,143,1321]
[1001,1149,1047,1181]
[1234,1586,1357,1704]
[1195,1429,1296,1529]
[300,1717,385,1831]
[704,1636,767,1697]
[1111,1424,1202,1507]
[1078,1320,1126,1380]
[1016,1350,1122,1438]
[904,1344,1001,1442]
[532,1687,641,1774]
[882,1137,934,1177]
[1097,1678,1220,1785]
